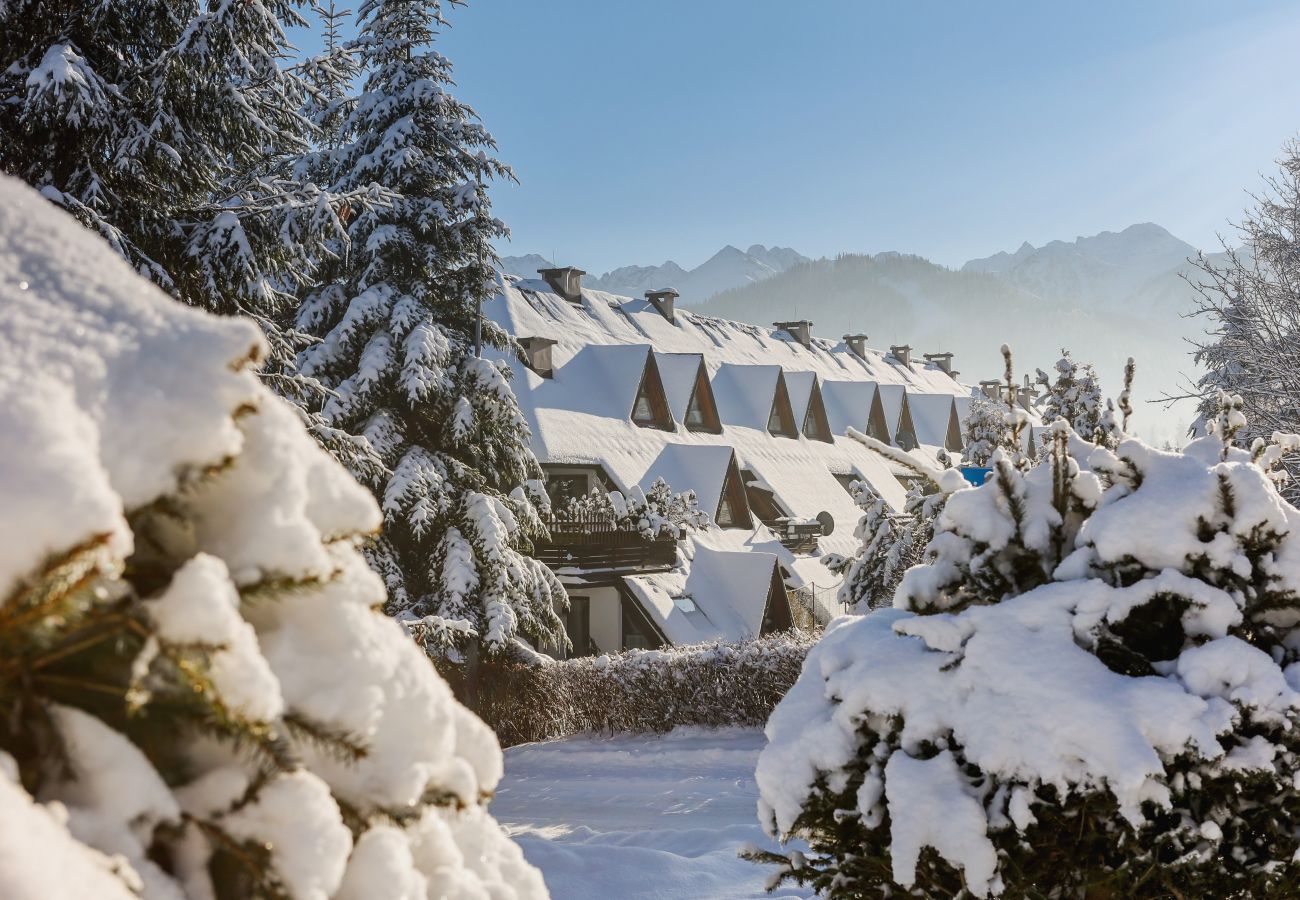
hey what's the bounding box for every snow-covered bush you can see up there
[0,176,545,898]
[558,478,711,539]
[753,410,1300,898]
[455,632,817,747]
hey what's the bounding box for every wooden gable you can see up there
[866,388,891,443]
[714,450,754,529]
[684,359,722,433]
[802,379,833,443]
[767,371,798,438]
[631,352,675,431]
[895,392,920,451]
[942,400,963,451]
[759,564,794,635]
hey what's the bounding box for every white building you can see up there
[486,268,981,655]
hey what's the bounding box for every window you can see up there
[834,473,861,495]
[767,403,786,435]
[743,471,787,527]
[715,493,739,528]
[621,596,661,650]
[563,596,592,657]
[685,400,706,429]
[544,469,594,508]
[632,391,654,423]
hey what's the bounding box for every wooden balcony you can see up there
[535,514,678,574]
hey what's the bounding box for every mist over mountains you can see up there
[498,244,808,305]
[499,225,1217,444]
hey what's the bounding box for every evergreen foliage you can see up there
[558,478,711,539]
[0,0,381,476]
[961,397,1014,467]
[0,176,546,898]
[291,0,566,656]
[753,396,1300,898]
[1035,348,1116,446]
[1188,138,1300,494]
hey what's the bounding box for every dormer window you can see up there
[714,456,752,529]
[767,373,798,438]
[802,380,832,443]
[684,364,721,433]
[630,353,674,431]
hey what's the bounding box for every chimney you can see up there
[1017,384,1039,410]
[843,333,869,359]
[646,288,679,323]
[774,319,814,349]
[978,379,1002,401]
[518,336,557,378]
[923,351,957,378]
[890,344,912,366]
[538,266,585,304]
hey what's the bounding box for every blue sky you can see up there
[295,1,1300,273]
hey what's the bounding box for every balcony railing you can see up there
[535,512,678,572]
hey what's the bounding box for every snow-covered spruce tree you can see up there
[752,402,1300,898]
[0,177,546,897]
[961,397,1014,467]
[0,1,346,373]
[291,0,566,657]
[1189,138,1300,493]
[1036,349,1117,447]
[825,481,915,612]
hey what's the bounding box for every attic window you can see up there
[802,381,832,443]
[895,394,920,451]
[684,364,721,433]
[631,356,674,431]
[767,374,798,438]
[867,391,891,443]
[714,455,753,529]
[742,471,787,527]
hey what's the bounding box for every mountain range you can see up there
[498,244,808,305]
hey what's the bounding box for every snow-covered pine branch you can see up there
[0,176,546,899]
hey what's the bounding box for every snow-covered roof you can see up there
[910,393,961,450]
[638,444,737,522]
[486,273,978,639]
[624,545,780,645]
[654,351,705,423]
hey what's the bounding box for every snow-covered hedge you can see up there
[455,632,817,747]
[0,177,546,898]
[753,417,1300,898]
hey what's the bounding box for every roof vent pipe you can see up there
[538,266,585,304]
[843,333,869,359]
[774,319,814,349]
[646,288,679,324]
[890,344,912,366]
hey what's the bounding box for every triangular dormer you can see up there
[942,400,963,451]
[714,451,753,529]
[631,352,674,431]
[866,388,891,443]
[684,360,721,433]
[895,392,920,450]
[767,372,798,438]
[802,379,832,443]
[759,563,794,635]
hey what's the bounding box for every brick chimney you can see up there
[646,288,679,323]
[774,320,814,349]
[538,266,585,304]
[518,336,557,378]
[890,344,912,366]
[843,333,869,359]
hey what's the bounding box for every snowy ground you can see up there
[494,727,812,899]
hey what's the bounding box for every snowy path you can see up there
[494,727,813,899]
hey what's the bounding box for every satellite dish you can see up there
[816,510,835,536]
